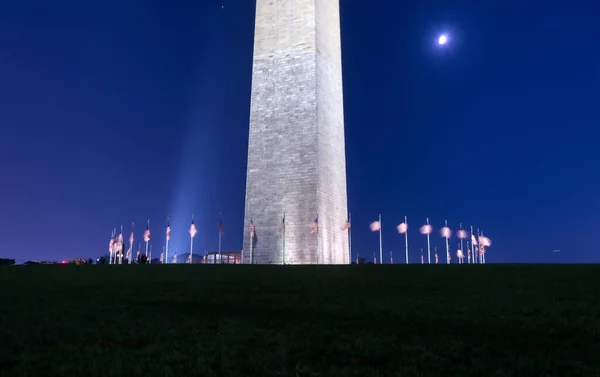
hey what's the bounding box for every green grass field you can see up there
[0,264,598,376]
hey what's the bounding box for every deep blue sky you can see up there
[1,1,598,263]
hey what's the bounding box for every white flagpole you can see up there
[189,215,195,265]
[459,223,464,262]
[467,240,471,264]
[426,218,431,264]
[165,219,170,265]
[477,228,482,264]
[129,223,134,264]
[282,212,286,265]
[405,216,409,264]
[109,229,114,265]
[119,225,124,265]
[390,250,393,264]
[249,215,254,265]
[348,212,352,265]
[445,220,450,265]
[379,214,383,264]
[218,214,222,265]
[470,225,476,264]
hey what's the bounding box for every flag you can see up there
[189,218,197,238]
[136,250,140,258]
[420,224,432,235]
[396,222,407,234]
[421,255,424,264]
[249,219,255,238]
[457,229,467,239]
[144,221,151,242]
[457,249,464,259]
[173,253,177,263]
[468,250,471,259]
[471,234,478,245]
[109,239,114,252]
[129,231,134,244]
[126,248,131,260]
[166,221,171,241]
[435,253,439,264]
[160,252,164,263]
[370,221,381,232]
[280,213,286,231]
[310,215,319,233]
[186,254,191,264]
[218,216,224,235]
[440,227,452,238]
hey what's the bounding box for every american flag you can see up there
[173,253,177,263]
[186,254,191,264]
[249,219,255,238]
[118,230,123,244]
[280,213,285,231]
[370,221,381,232]
[109,239,114,252]
[129,231,134,245]
[435,253,439,264]
[126,248,131,260]
[218,216,224,235]
[166,222,171,241]
[468,250,471,259]
[421,254,424,264]
[160,252,164,263]
[144,221,151,242]
[471,234,478,245]
[189,219,197,238]
[396,222,407,234]
[310,215,318,234]
[457,229,468,239]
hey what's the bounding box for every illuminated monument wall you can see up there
[243,0,349,264]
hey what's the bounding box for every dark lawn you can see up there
[0,264,598,376]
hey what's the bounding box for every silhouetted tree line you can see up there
[0,258,15,265]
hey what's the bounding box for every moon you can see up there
[438,34,448,45]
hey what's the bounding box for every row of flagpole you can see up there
[108,213,491,265]
[366,215,492,264]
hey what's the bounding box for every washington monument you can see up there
[242,0,349,264]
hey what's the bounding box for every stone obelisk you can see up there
[243,0,349,264]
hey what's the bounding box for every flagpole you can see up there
[470,225,475,264]
[348,212,352,265]
[378,214,383,264]
[467,240,470,264]
[445,220,450,265]
[282,212,286,265]
[426,218,431,264]
[249,215,254,265]
[390,250,393,264]
[109,229,113,265]
[405,216,409,264]
[129,223,134,264]
[189,215,195,265]
[218,214,222,265]
[459,223,464,262]
[119,225,124,265]
[477,228,482,264]
[165,218,170,265]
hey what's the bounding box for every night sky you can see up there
[2,1,598,263]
